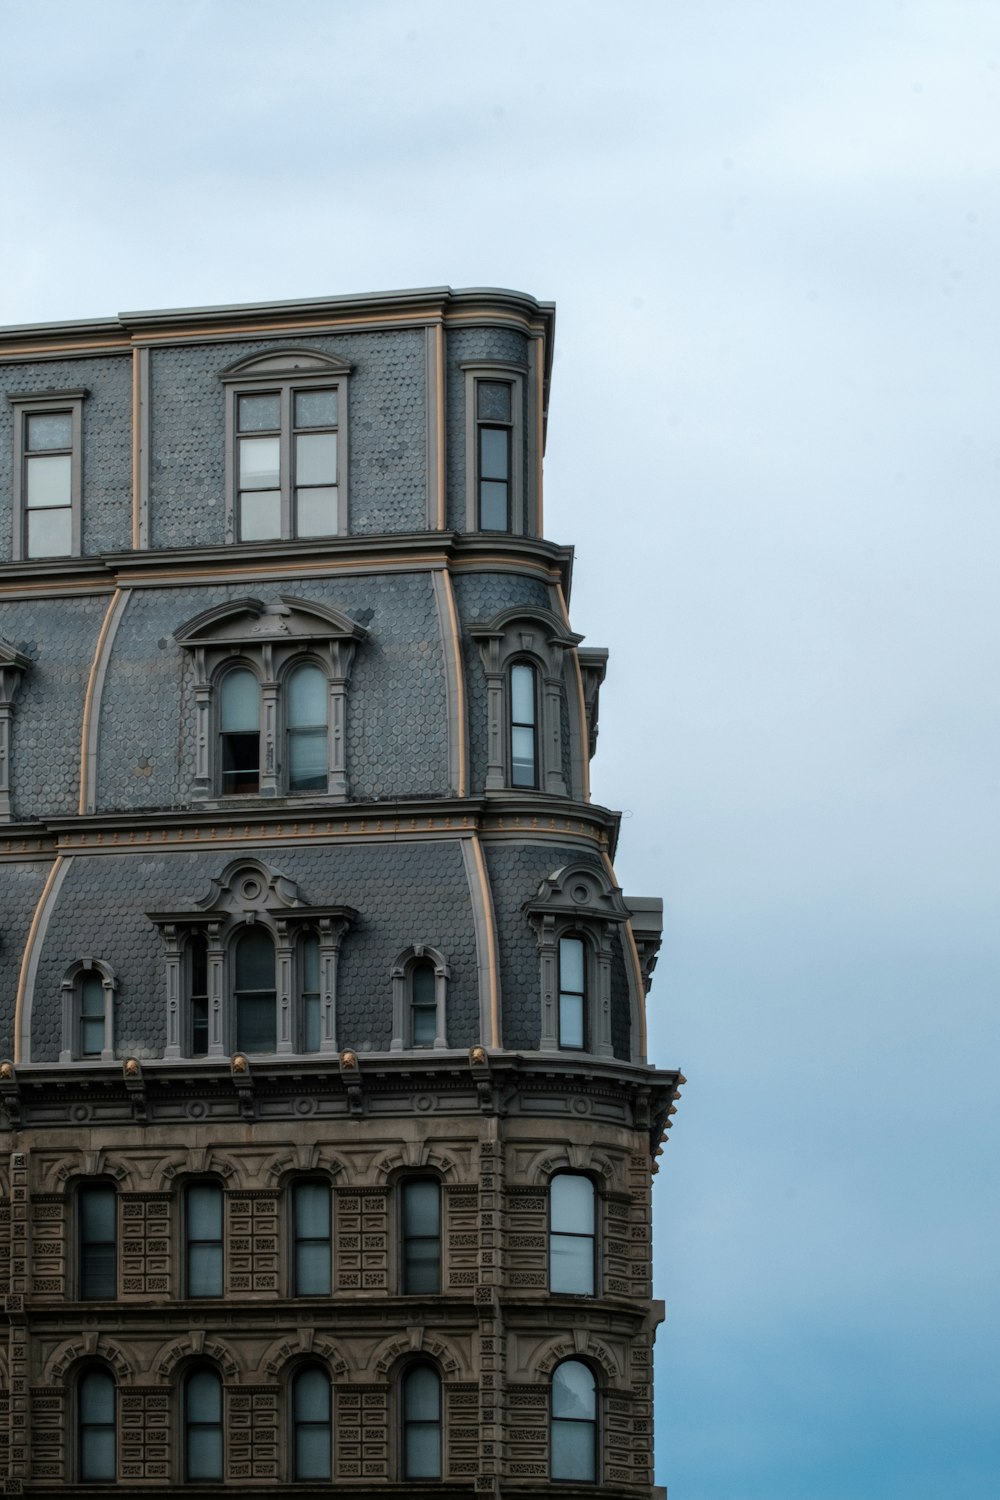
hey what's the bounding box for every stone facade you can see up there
[0,286,681,1497]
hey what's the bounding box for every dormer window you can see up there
[221,349,350,543]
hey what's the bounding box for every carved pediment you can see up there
[219,347,352,382]
[522,861,631,925]
[173,595,366,650]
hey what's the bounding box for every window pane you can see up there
[81,974,104,1018]
[552,1175,594,1235]
[480,427,509,481]
[190,936,208,994]
[403,1180,439,1237]
[405,1365,441,1420]
[26,453,71,507]
[304,993,320,1052]
[295,1182,330,1238]
[220,669,258,732]
[221,732,259,793]
[553,1361,595,1419]
[294,1367,329,1422]
[81,1369,115,1423]
[191,997,209,1056]
[235,928,274,989]
[295,484,338,537]
[81,1245,115,1298]
[239,434,280,488]
[404,1239,440,1293]
[510,664,535,724]
[187,1369,222,1420]
[81,1187,115,1242]
[26,412,72,450]
[239,488,281,540]
[560,938,585,994]
[296,1239,330,1295]
[412,963,436,1007]
[288,664,326,726]
[477,380,511,422]
[187,1426,223,1480]
[302,934,320,992]
[559,992,584,1049]
[289,728,327,790]
[187,1184,222,1239]
[26,505,72,558]
[296,1424,331,1479]
[552,1419,595,1482]
[550,1236,594,1295]
[81,1426,116,1481]
[236,994,275,1052]
[479,480,508,531]
[295,431,337,485]
[511,726,536,787]
[412,1005,436,1047]
[238,393,280,431]
[188,1243,223,1297]
[81,1016,105,1056]
[295,389,338,428]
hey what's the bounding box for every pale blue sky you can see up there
[2,3,998,1495]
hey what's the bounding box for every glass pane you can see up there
[188,1243,222,1297]
[477,380,511,422]
[81,1426,115,1481]
[81,1370,115,1423]
[221,732,259,793]
[81,1187,115,1242]
[220,669,258,732]
[26,453,71,507]
[480,426,509,481]
[238,393,279,432]
[304,993,320,1052]
[294,1368,329,1423]
[191,997,208,1056]
[412,963,435,1006]
[403,1180,439,1237]
[81,1244,116,1298]
[235,928,274,989]
[302,935,320,992]
[289,729,326,790]
[412,1004,436,1047]
[551,1236,594,1295]
[190,936,208,994]
[405,1423,441,1478]
[239,488,281,540]
[552,1419,595,1482]
[26,411,72,450]
[552,1175,594,1235]
[560,938,585,994]
[296,431,337,486]
[81,974,104,1018]
[296,1239,331,1295]
[511,726,536,787]
[510,664,535,724]
[236,993,275,1052]
[187,1184,222,1239]
[553,1361,595,1419]
[296,485,337,537]
[187,1425,223,1480]
[404,1239,440,1293]
[26,506,72,558]
[295,1182,330,1239]
[479,480,508,531]
[559,992,584,1049]
[81,1016,105,1056]
[405,1366,440,1421]
[239,435,280,488]
[296,1423,331,1479]
[187,1370,222,1421]
[288,664,326,727]
[295,389,337,428]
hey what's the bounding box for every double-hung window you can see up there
[185,1183,224,1298]
[222,349,350,544]
[9,390,85,560]
[292,1180,331,1296]
[462,362,525,534]
[78,1367,116,1482]
[401,1178,441,1294]
[551,1360,597,1482]
[509,662,539,788]
[549,1174,596,1294]
[292,1366,332,1480]
[558,937,587,1049]
[402,1364,442,1480]
[184,1367,223,1481]
[79,1184,116,1300]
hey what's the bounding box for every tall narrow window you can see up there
[550,1175,596,1295]
[188,934,209,1056]
[185,1183,223,1298]
[287,662,327,792]
[237,392,281,541]
[293,1181,331,1296]
[234,927,276,1052]
[476,380,512,531]
[79,970,106,1058]
[219,668,260,794]
[184,1367,223,1481]
[509,662,538,788]
[410,960,436,1048]
[78,1367,115,1482]
[402,1364,441,1480]
[301,931,321,1052]
[551,1360,597,1482]
[292,1365,332,1480]
[79,1184,116,1300]
[401,1179,440,1294]
[558,937,586,1050]
[24,409,73,557]
[293,389,339,537]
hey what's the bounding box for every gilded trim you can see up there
[431,569,468,798]
[555,582,592,803]
[462,835,501,1048]
[14,854,68,1063]
[79,589,129,814]
[602,850,648,1063]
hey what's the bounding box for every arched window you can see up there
[558,936,586,1050]
[410,960,437,1047]
[185,1182,223,1298]
[79,1183,116,1300]
[402,1363,441,1479]
[184,1366,223,1481]
[188,933,209,1056]
[550,1175,596,1295]
[551,1360,597,1482]
[509,661,538,788]
[292,1364,331,1480]
[300,931,321,1052]
[287,662,328,793]
[400,1178,440,1294]
[390,947,449,1053]
[234,927,276,1053]
[79,970,106,1057]
[292,1180,331,1296]
[78,1366,115,1482]
[60,959,116,1063]
[219,667,260,794]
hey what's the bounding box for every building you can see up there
[0,286,682,1496]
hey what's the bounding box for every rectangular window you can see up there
[9,390,86,561]
[558,937,586,1049]
[293,1181,331,1295]
[401,1179,441,1294]
[462,362,525,535]
[79,1185,116,1300]
[510,662,538,788]
[476,380,512,531]
[186,1183,223,1297]
[550,1175,596,1295]
[79,972,106,1057]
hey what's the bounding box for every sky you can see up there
[2,2,998,1495]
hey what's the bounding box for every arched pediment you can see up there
[174,594,366,649]
[522,860,631,925]
[469,604,582,653]
[194,856,304,913]
[220,347,352,381]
